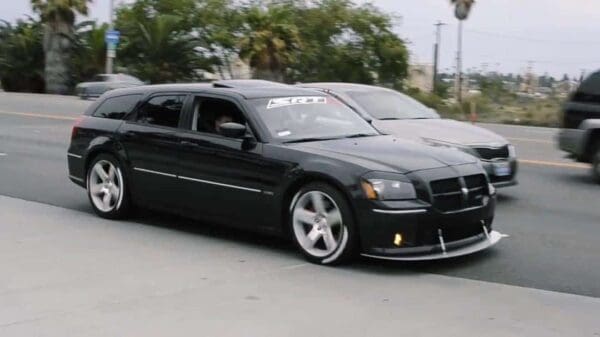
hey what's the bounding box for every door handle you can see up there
[180,140,199,148]
[122,131,136,139]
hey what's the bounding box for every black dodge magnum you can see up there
[67,84,504,264]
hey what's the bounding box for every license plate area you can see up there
[493,161,511,176]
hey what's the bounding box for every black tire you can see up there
[289,182,358,265]
[592,141,600,184]
[86,153,131,219]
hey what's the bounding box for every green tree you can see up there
[71,21,108,84]
[0,18,45,92]
[287,0,408,87]
[115,1,213,83]
[193,0,244,79]
[239,4,301,81]
[31,0,91,94]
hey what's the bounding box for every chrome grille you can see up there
[430,174,487,212]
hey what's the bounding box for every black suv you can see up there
[558,71,600,182]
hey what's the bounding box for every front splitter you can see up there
[361,230,506,261]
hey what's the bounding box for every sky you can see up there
[3,0,600,78]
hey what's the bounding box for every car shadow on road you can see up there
[554,171,597,186]
[129,208,299,259]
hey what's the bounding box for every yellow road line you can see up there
[519,159,590,170]
[0,110,78,121]
[508,137,554,144]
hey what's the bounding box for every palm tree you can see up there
[451,0,475,20]
[118,14,208,84]
[71,21,108,84]
[450,0,475,103]
[31,0,91,94]
[239,5,301,82]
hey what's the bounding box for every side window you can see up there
[136,95,186,128]
[193,97,247,135]
[92,94,141,120]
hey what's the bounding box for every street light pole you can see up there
[105,0,115,74]
[433,21,445,94]
[455,20,463,103]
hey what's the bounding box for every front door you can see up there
[176,95,285,230]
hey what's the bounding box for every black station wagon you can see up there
[67,84,504,264]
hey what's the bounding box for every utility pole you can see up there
[455,20,463,104]
[105,0,115,74]
[433,21,446,94]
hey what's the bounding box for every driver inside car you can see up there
[214,112,233,134]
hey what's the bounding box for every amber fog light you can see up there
[393,233,403,247]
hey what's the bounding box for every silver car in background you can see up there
[75,74,143,99]
[300,83,518,188]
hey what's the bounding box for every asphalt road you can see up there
[1,92,599,299]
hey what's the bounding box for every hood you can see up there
[289,135,478,174]
[372,118,508,146]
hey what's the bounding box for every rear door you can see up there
[118,93,188,209]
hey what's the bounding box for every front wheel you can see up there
[87,154,131,219]
[289,183,358,265]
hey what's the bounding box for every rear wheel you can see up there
[87,154,131,219]
[289,182,357,265]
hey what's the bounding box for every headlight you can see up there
[508,144,517,158]
[361,179,417,200]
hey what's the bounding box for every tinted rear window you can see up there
[136,95,186,128]
[92,94,142,120]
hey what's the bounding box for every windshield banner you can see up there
[267,96,327,109]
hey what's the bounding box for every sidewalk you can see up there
[1,195,598,337]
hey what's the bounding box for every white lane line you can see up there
[0,110,78,121]
[519,159,590,170]
[0,153,6,157]
[508,137,554,144]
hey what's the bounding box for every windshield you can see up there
[347,89,440,120]
[250,96,379,142]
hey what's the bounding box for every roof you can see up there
[299,82,392,93]
[105,82,323,100]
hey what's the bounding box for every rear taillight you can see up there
[71,116,84,140]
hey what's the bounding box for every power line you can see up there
[462,28,600,45]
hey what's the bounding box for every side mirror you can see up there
[220,122,246,138]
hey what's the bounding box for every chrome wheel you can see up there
[88,160,123,213]
[292,191,347,258]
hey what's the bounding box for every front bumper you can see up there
[362,230,504,261]
[481,159,518,188]
[356,195,501,261]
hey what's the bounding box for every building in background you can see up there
[407,63,434,93]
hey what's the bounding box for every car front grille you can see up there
[472,145,509,161]
[430,174,487,213]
